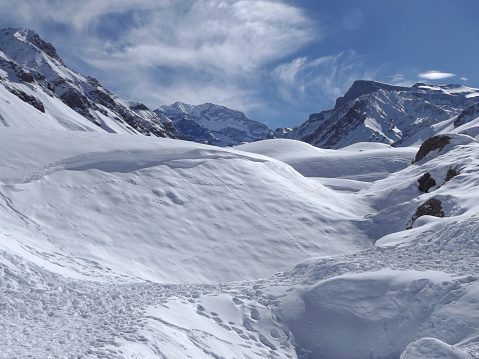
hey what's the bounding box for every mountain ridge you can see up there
[156,101,273,146]
[0,27,181,138]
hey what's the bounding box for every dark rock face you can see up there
[445,167,459,182]
[410,198,445,226]
[9,88,45,113]
[172,117,218,144]
[303,100,367,148]
[60,88,90,111]
[413,135,451,163]
[454,102,479,128]
[130,102,150,111]
[418,172,436,193]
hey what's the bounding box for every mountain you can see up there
[285,80,479,148]
[0,27,181,138]
[155,101,272,146]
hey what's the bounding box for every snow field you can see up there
[2,132,479,357]
[0,130,372,284]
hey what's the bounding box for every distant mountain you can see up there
[0,27,181,138]
[283,80,479,148]
[155,102,272,146]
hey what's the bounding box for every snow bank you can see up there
[400,338,473,359]
[278,270,479,359]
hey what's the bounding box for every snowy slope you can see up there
[0,129,373,285]
[2,130,479,358]
[156,102,272,146]
[0,28,180,137]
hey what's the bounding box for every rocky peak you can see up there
[334,80,410,110]
[0,28,64,65]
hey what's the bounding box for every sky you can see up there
[0,0,478,129]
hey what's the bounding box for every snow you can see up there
[237,138,417,183]
[0,129,374,285]
[401,338,474,359]
[2,128,479,357]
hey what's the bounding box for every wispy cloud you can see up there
[419,70,455,80]
[272,50,379,104]
[0,0,316,112]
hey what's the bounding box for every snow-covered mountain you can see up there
[0,28,180,138]
[285,80,479,148]
[155,101,272,146]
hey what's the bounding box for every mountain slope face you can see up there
[156,102,272,146]
[0,28,180,137]
[287,80,479,148]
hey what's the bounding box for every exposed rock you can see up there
[8,88,45,112]
[130,102,150,111]
[413,135,451,163]
[454,102,479,128]
[418,172,436,193]
[27,31,65,65]
[16,69,34,83]
[445,167,459,182]
[88,89,116,107]
[60,88,90,111]
[410,198,445,227]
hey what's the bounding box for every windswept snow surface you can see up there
[3,132,479,358]
[0,130,371,284]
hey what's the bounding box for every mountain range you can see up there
[282,80,479,148]
[2,28,479,359]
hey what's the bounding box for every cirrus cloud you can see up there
[0,0,317,114]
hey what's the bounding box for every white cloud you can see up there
[0,0,316,112]
[272,50,379,104]
[460,77,469,82]
[419,70,455,80]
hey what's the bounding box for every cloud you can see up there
[0,0,318,114]
[419,70,455,80]
[272,50,379,104]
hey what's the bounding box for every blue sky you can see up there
[0,0,478,128]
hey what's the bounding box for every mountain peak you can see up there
[0,27,64,65]
[334,80,410,109]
